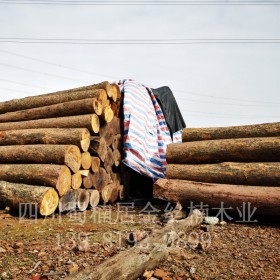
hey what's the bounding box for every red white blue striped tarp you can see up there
[117,79,176,179]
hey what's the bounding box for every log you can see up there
[182,122,280,142]
[119,185,125,201]
[83,172,94,189]
[92,167,108,191]
[100,107,114,124]
[79,170,90,177]
[112,134,122,150]
[0,114,100,134]
[102,184,113,203]
[66,209,203,280]
[99,117,121,147]
[0,181,58,216]
[91,156,100,173]
[113,149,121,167]
[0,164,71,196]
[71,172,82,190]
[0,128,91,152]
[0,82,110,113]
[88,189,100,208]
[59,189,76,212]
[166,162,280,186]
[93,98,103,116]
[154,179,280,217]
[0,98,105,123]
[0,145,82,173]
[110,84,119,102]
[109,184,119,204]
[81,152,92,170]
[75,189,90,211]
[104,147,114,173]
[89,137,107,162]
[166,137,280,164]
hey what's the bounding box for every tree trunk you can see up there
[154,179,280,217]
[65,210,203,280]
[166,137,280,164]
[104,147,114,173]
[0,164,71,196]
[0,82,110,113]
[110,84,119,102]
[0,128,90,152]
[166,162,280,186]
[0,145,82,173]
[0,181,59,216]
[91,156,100,173]
[109,184,119,204]
[0,114,100,134]
[58,189,76,212]
[99,117,121,147]
[113,149,121,167]
[81,152,92,170]
[182,122,280,142]
[75,189,90,211]
[0,98,104,123]
[88,189,100,208]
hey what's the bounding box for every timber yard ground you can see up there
[0,205,279,280]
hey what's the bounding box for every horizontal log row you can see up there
[160,122,280,217]
[0,81,124,215]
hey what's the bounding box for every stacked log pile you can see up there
[154,122,280,217]
[0,81,123,216]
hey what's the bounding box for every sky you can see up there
[0,0,279,128]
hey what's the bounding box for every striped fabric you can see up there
[117,79,173,179]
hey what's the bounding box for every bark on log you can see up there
[99,117,121,147]
[0,164,71,196]
[72,172,82,190]
[166,162,280,186]
[65,210,203,280]
[91,156,100,173]
[182,122,280,142]
[0,98,105,123]
[0,82,110,113]
[154,179,280,217]
[81,152,92,170]
[0,128,90,152]
[166,137,280,164]
[0,114,100,134]
[59,189,76,212]
[88,189,100,208]
[0,181,58,216]
[75,189,90,211]
[0,145,82,173]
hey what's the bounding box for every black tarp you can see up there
[152,86,186,137]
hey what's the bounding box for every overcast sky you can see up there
[0,1,279,128]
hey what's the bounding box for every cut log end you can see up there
[93,98,103,116]
[81,152,92,170]
[40,188,59,216]
[64,145,82,173]
[56,166,72,196]
[76,189,90,211]
[71,172,82,190]
[80,138,91,152]
[91,156,101,173]
[88,189,100,208]
[91,114,100,134]
[102,184,113,203]
[103,107,114,124]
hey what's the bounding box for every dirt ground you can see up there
[0,203,279,280]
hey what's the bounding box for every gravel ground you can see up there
[0,205,279,280]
